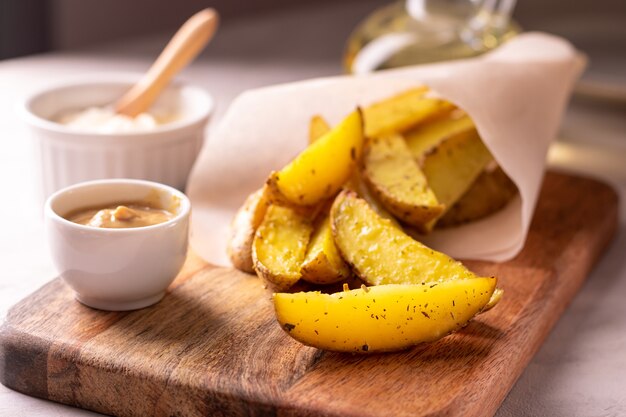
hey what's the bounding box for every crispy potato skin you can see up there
[300,215,351,284]
[363,87,454,138]
[252,205,313,291]
[331,191,489,286]
[274,279,496,353]
[438,165,518,228]
[362,135,443,229]
[227,188,270,273]
[268,110,364,206]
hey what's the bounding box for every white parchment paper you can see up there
[187,32,586,266]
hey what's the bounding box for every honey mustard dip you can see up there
[66,203,175,229]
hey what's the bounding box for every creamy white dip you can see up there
[57,107,163,133]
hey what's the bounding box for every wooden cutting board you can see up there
[0,172,618,417]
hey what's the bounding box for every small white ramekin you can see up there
[44,179,190,311]
[22,73,213,200]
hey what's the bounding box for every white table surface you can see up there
[1,2,626,416]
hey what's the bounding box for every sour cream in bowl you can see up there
[57,106,163,133]
[21,73,213,199]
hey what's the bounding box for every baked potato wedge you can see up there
[438,165,518,228]
[227,187,270,273]
[300,215,351,284]
[266,109,364,207]
[309,114,398,226]
[331,190,491,286]
[362,134,443,228]
[309,115,331,143]
[274,277,497,353]
[482,288,504,313]
[364,87,454,138]
[252,205,313,290]
[404,111,474,160]
[422,128,494,211]
[346,169,400,227]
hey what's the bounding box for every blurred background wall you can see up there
[1,0,625,59]
[2,0,343,58]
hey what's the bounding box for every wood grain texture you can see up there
[0,172,618,417]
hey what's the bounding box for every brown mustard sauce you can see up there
[66,202,175,229]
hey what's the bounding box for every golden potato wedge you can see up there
[346,170,400,227]
[482,288,504,313]
[404,111,474,160]
[300,215,351,284]
[309,114,398,226]
[362,134,443,228]
[422,128,493,210]
[252,205,313,290]
[227,187,270,273]
[415,129,494,234]
[363,87,454,138]
[331,190,491,286]
[437,165,518,228]
[309,115,331,144]
[267,109,364,206]
[274,278,497,353]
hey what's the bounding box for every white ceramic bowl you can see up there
[45,179,190,311]
[22,73,213,200]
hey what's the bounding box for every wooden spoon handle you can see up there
[115,8,219,117]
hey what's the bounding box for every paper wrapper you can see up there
[187,32,585,266]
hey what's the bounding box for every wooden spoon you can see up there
[115,8,219,117]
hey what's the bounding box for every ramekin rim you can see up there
[21,73,214,138]
[45,178,191,234]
